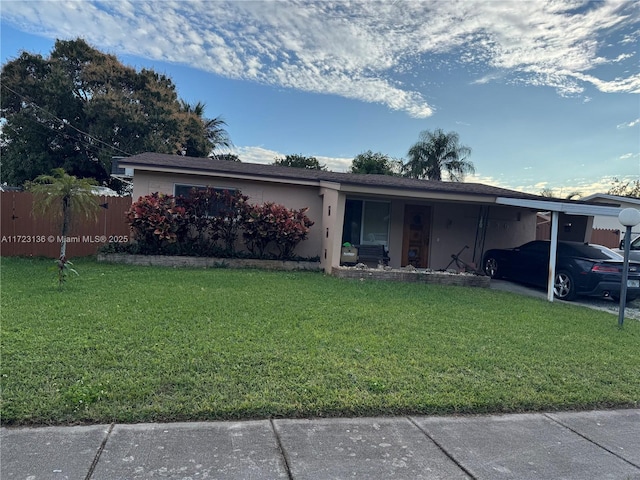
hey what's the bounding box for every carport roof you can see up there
[496,197,623,217]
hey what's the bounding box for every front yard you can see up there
[1,257,638,426]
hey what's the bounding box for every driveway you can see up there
[489,279,640,321]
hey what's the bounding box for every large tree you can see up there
[273,154,327,170]
[608,178,640,198]
[1,38,230,190]
[403,129,474,181]
[350,150,401,175]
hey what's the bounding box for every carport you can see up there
[496,197,625,302]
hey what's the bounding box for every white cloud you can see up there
[2,0,638,117]
[617,119,640,129]
[231,146,280,165]
[316,155,352,172]
[470,171,640,198]
[232,146,351,171]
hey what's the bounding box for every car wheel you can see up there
[554,271,576,301]
[484,257,500,278]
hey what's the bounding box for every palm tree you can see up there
[205,115,232,155]
[178,101,232,157]
[403,129,474,181]
[28,168,99,259]
[540,188,582,200]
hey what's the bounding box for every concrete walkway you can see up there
[2,409,639,479]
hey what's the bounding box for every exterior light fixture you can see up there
[617,208,640,327]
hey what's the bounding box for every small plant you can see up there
[27,168,99,284]
[52,255,79,286]
[27,168,99,260]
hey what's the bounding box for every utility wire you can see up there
[1,83,133,158]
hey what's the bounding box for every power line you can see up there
[1,83,133,158]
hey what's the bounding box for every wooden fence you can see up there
[1,191,132,258]
[591,228,621,249]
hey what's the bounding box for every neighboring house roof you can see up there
[91,186,121,197]
[582,193,640,207]
[118,152,548,202]
[0,184,23,192]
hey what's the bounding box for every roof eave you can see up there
[119,162,320,187]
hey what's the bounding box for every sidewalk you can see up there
[2,409,639,479]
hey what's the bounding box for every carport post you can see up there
[617,208,640,327]
[547,211,559,302]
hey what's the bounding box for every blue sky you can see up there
[1,0,639,195]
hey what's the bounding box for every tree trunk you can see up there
[60,195,71,258]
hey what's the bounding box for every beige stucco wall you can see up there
[132,170,324,259]
[429,203,536,270]
[319,187,345,272]
[429,203,484,270]
[481,206,538,255]
[556,213,593,243]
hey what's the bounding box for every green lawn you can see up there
[1,257,639,426]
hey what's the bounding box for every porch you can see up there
[326,194,540,274]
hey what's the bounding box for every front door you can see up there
[402,205,431,267]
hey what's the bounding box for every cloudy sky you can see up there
[2,0,639,195]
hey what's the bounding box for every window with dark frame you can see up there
[341,199,390,247]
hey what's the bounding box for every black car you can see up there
[482,240,640,301]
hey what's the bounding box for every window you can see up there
[174,184,236,217]
[175,184,204,198]
[342,199,390,246]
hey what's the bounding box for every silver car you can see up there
[613,235,640,262]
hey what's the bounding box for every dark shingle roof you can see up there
[118,152,548,201]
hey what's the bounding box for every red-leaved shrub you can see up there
[242,203,314,259]
[126,193,189,253]
[127,191,313,259]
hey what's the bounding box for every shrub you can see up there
[242,203,314,259]
[126,192,313,260]
[273,206,314,259]
[177,188,250,254]
[242,203,276,258]
[125,193,189,254]
[210,190,249,253]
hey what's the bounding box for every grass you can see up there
[1,257,639,426]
